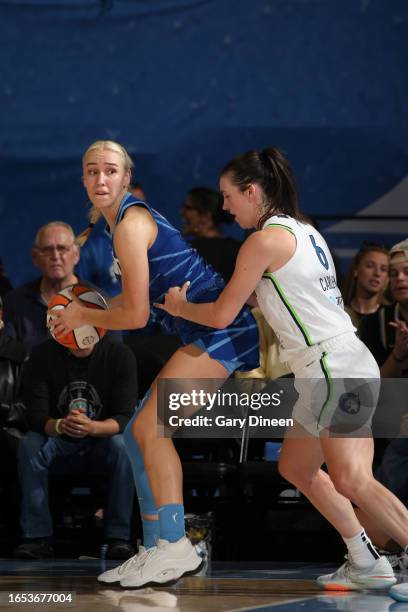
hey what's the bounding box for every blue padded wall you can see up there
[0,0,407,283]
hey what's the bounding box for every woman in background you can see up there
[343,243,389,328]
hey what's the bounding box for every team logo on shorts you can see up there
[338,392,361,415]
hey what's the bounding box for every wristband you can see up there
[55,418,63,434]
[392,351,405,364]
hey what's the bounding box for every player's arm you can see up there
[156,227,295,329]
[50,208,154,332]
[108,293,123,307]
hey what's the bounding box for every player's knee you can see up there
[330,469,368,503]
[278,457,310,489]
[18,431,45,458]
[107,433,126,454]
[132,412,156,449]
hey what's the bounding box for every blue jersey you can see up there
[105,193,259,371]
[76,229,121,297]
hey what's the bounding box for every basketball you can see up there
[47,284,108,350]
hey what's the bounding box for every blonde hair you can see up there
[77,140,134,246]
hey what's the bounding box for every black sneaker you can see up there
[13,537,54,559]
[376,547,406,571]
[105,539,135,560]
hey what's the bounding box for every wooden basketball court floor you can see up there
[0,559,405,611]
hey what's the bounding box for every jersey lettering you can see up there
[320,274,337,292]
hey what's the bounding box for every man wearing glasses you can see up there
[3,222,80,350]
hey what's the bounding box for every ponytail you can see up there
[76,206,102,247]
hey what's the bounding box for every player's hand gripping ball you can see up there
[47,285,107,349]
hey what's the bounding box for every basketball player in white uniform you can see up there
[157,147,408,595]
[255,214,379,437]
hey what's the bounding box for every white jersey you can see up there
[255,215,355,365]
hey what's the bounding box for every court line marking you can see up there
[229,596,316,611]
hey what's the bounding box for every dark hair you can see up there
[129,181,144,191]
[221,147,300,229]
[342,243,389,307]
[187,187,232,226]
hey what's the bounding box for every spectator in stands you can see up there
[14,335,137,560]
[356,238,408,566]
[181,186,241,282]
[3,222,80,349]
[77,182,146,297]
[343,242,389,328]
[0,295,29,536]
[0,296,28,434]
[359,239,408,375]
[129,182,146,200]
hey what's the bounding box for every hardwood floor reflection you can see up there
[0,573,319,611]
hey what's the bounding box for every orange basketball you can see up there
[47,284,108,350]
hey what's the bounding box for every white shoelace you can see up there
[137,547,158,569]
[333,559,352,579]
[118,548,154,575]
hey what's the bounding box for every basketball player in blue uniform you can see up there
[157,147,408,598]
[50,140,259,588]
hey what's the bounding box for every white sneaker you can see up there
[119,536,204,588]
[97,545,152,585]
[317,556,396,591]
[389,582,408,602]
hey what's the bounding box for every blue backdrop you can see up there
[1,0,407,284]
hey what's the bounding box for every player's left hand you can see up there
[48,292,86,335]
[154,281,190,317]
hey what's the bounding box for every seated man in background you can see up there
[3,222,80,350]
[14,335,138,560]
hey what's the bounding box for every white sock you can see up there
[343,530,380,569]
